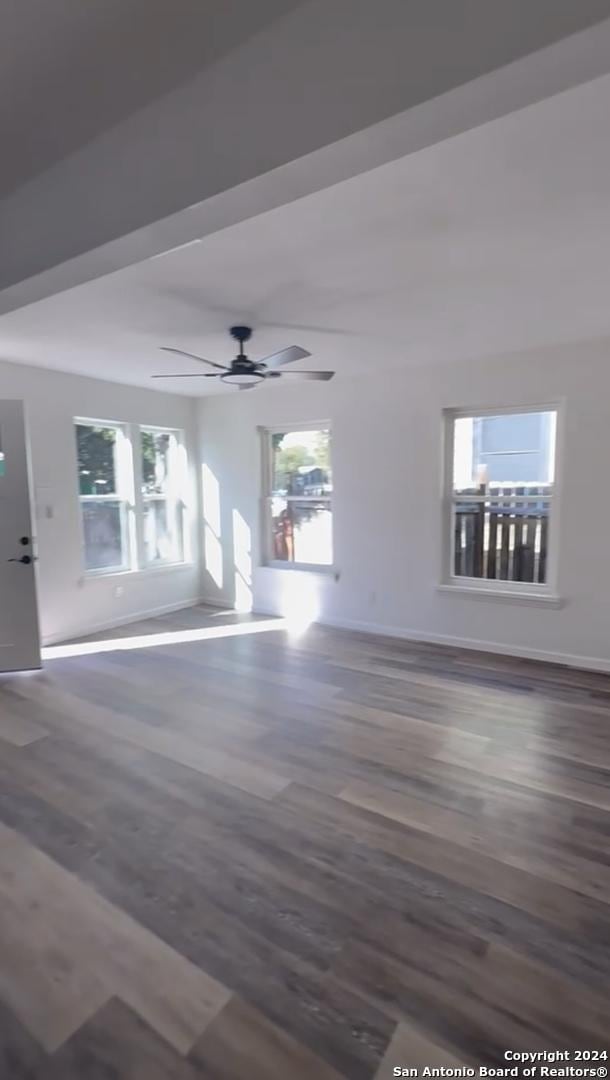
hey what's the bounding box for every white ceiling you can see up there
[2,73,610,396]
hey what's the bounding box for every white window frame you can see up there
[75,417,135,576]
[441,403,563,601]
[261,422,333,572]
[137,425,187,569]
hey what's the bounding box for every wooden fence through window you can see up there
[453,484,551,584]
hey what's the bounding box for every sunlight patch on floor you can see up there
[42,617,289,660]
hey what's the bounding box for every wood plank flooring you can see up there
[0,605,609,1077]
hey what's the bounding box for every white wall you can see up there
[198,340,610,670]
[0,359,200,644]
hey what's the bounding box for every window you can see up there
[263,426,332,568]
[444,407,558,591]
[75,421,188,575]
[140,428,184,565]
[76,421,132,572]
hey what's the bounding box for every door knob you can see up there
[8,555,32,564]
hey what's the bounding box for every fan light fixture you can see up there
[221,369,264,386]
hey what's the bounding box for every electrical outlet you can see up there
[114,585,124,599]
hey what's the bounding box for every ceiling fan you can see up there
[152,325,335,389]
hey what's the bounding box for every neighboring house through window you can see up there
[445,406,558,592]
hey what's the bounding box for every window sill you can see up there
[436,583,564,608]
[262,561,335,576]
[84,562,195,582]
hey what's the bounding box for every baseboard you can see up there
[42,597,204,647]
[197,595,234,611]
[314,615,610,673]
[249,603,610,674]
[67,593,610,675]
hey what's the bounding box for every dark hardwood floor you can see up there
[0,605,608,1078]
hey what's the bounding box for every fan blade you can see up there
[152,372,222,379]
[160,346,228,371]
[258,345,311,369]
[269,370,334,381]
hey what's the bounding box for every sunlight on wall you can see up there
[279,573,320,634]
[204,525,223,589]
[234,573,253,613]
[232,508,253,613]
[232,509,252,584]
[202,464,223,589]
[202,464,221,536]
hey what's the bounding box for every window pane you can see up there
[271,429,332,496]
[271,499,332,565]
[143,499,182,564]
[453,497,550,584]
[453,411,556,492]
[76,424,118,495]
[81,500,126,571]
[142,430,172,495]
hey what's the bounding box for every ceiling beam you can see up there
[2,0,610,314]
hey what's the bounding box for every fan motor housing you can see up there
[225,324,261,382]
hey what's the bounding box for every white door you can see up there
[0,401,41,671]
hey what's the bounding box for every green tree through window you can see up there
[272,430,330,495]
[76,425,117,495]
